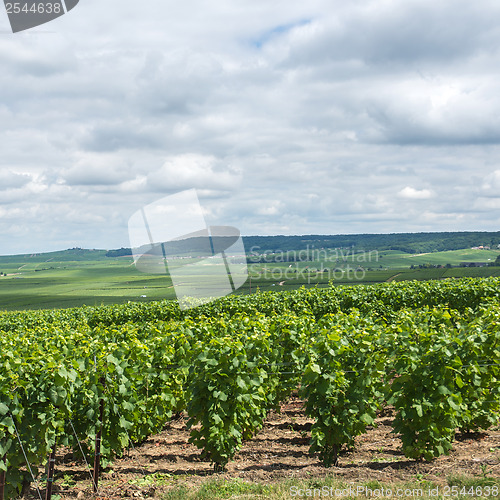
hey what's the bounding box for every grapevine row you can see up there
[0,278,499,497]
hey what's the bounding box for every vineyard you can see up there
[1,278,500,498]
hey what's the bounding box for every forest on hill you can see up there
[105,231,500,258]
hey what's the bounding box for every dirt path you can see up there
[41,399,500,498]
[386,273,402,282]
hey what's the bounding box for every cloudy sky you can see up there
[1,0,500,254]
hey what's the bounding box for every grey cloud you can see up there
[274,1,500,68]
[132,50,223,116]
[63,169,126,186]
[1,0,500,253]
[0,34,77,77]
[0,171,31,189]
[62,156,133,186]
[81,123,165,152]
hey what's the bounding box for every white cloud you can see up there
[481,170,500,193]
[62,153,134,186]
[398,187,433,200]
[256,201,284,216]
[1,0,500,253]
[146,154,242,193]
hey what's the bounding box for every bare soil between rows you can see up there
[37,399,500,499]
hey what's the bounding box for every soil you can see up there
[31,398,500,499]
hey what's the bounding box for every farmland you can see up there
[0,246,499,311]
[0,278,499,498]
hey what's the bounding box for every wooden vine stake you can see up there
[45,442,57,500]
[0,454,6,500]
[332,444,339,467]
[93,378,105,493]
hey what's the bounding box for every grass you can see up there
[0,259,177,310]
[0,248,499,311]
[163,478,271,499]
[159,475,500,499]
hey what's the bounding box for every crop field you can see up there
[0,257,177,310]
[0,247,499,311]
[0,278,499,498]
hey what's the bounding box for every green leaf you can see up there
[360,413,374,425]
[414,404,423,417]
[236,377,247,390]
[0,403,8,416]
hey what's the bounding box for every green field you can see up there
[0,247,499,310]
[0,258,176,310]
[2,278,500,498]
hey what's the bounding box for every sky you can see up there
[1,0,500,254]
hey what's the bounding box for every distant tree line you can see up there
[104,232,500,258]
[241,232,500,254]
[106,247,132,257]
